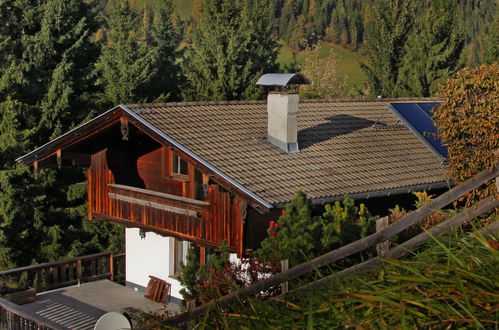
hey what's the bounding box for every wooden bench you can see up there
[144,276,170,304]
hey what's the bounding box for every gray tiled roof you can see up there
[126,99,448,206]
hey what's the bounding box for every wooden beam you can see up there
[108,193,200,218]
[33,160,38,179]
[120,117,129,141]
[376,216,390,257]
[199,246,206,265]
[93,212,237,252]
[56,149,62,169]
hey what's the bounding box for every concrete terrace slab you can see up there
[18,280,181,330]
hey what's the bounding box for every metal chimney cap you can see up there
[256,73,310,87]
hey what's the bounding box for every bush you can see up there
[389,191,454,239]
[178,242,281,306]
[255,192,375,267]
[434,64,498,206]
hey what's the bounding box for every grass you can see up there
[278,42,368,88]
[174,228,499,329]
[119,0,194,19]
[171,0,194,19]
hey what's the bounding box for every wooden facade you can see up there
[86,125,250,256]
[18,107,272,258]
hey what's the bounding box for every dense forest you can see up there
[0,0,497,270]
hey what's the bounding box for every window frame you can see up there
[162,148,189,180]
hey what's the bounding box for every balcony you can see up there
[0,252,180,329]
[108,183,210,222]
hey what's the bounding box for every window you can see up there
[170,239,199,276]
[172,151,188,176]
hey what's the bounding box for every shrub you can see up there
[434,64,498,206]
[255,192,375,266]
[178,242,281,306]
[390,191,453,239]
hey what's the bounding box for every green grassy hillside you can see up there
[107,0,194,18]
[278,42,367,88]
[172,0,194,18]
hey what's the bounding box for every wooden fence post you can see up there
[376,216,390,257]
[280,260,289,294]
[76,260,83,287]
[109,253,114,282]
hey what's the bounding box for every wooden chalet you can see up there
[17,75,449,302]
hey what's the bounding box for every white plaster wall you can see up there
[125,228,184,300]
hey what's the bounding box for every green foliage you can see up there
[255,191,375,267]
[182,0,279,101]
[299,41,348,99]
[396,0,464,97]
[434,64,498,205]
[178,244,201,301]
[96,0,181,105]
[178,241,231,302]
[0,0,124,269]
[361,0,414,98]
[189,230,499,328]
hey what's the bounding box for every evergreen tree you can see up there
[255,192,374,267]
[96,0,181,105]
[481,5,499,64]
[396,0,464,97]
[361,0,414,97]
[182,0,279,101]
[0,0,122,269]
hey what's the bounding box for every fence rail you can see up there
[161,163,499,325]
[0,297,54,330]
[0,251,125,294]
[0,252,125,329]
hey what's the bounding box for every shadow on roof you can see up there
[298,114,375,149]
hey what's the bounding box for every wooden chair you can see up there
[144,275,171,304]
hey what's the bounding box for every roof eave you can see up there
[272,180,453,208]
[16,105,125,166]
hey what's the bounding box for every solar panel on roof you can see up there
[389,102,447,161]
[417,102,440,116]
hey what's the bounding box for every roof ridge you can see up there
[126,99,267,108]
[126,97,443,109]
[300,97,442,103]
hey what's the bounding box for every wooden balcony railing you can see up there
[0,297,54,330]
[100,183,245,255]
[108,184,210,219]
[0,251,125,294]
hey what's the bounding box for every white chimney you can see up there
[267,92,299,153]
[256,73,310,154]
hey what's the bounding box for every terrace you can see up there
[0,252,181,329]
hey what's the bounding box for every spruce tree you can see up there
[255,192,374,267]
[0,0,121,268]
[182,0,279,101]
[361,0,414,97]
[396,0,464,97]
[96,0,181,105]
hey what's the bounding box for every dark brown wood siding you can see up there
[88,146,248,256]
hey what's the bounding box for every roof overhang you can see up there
[16,105,273,213]
[273,181,453,209]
